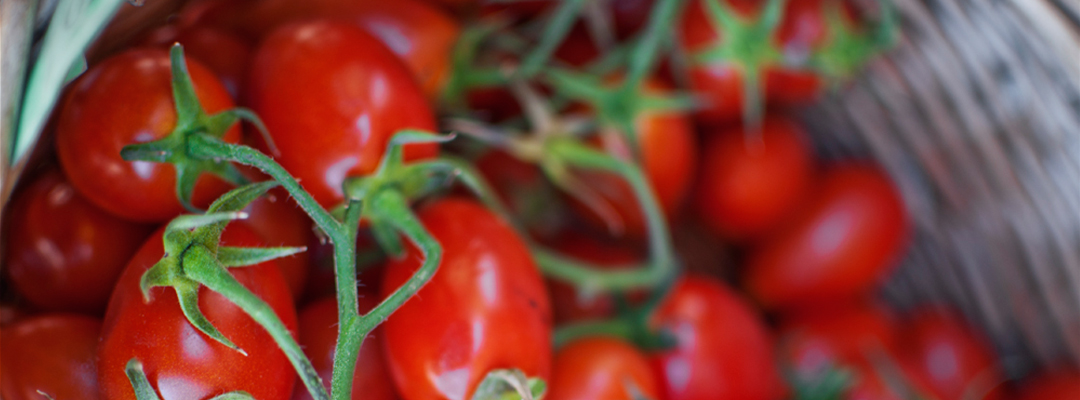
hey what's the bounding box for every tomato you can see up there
[56,48,240,222]
[544,230,644,324]
[98,224,298,399]
[246,20,438,208]
[0,314,101,400]
[240,187,314,300]
[778,301,897,380]
[381,198,552,400]
[1014,368,1080,400]
[649,275,786,400]
[547,337,658,400]
[744,164,908,309]
[142,24,252,98]
[292,296,395,400]
[695,116,815,240]
[571,79,697,238]
[893,309,1003,400]
[4,170,152,314]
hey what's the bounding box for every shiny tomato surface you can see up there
[547,337,658,400]
[0,314,102,400]
[894,309,1003,400]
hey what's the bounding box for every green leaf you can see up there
[471,369,546,400]
[174,271,244,354]
[217,246,307,268]
[165,211,248,232]
[125,359,162,400]
[207,181,280,214]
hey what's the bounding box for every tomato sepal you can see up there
[124,358,161,400]
[808,0,897,84]
[471,369,547,400]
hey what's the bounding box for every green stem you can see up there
[184,246,329,400]
[621,0,685,92]
[553,318,636,348]
[328,200,364,399]
[516,0,589,79]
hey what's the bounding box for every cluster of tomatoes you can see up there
[2,0,1078,399]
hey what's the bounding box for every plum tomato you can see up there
[0,314,102,400]
[381,198,552,400]
[547,337,659,400]
[695,116,815,241]
[246,20,438,208]
[744,164,908,309]
[97,224,298,400]
[1013,368,1080,400]
[4,169,152,315]
[292,296,395,400]
[239,187,314,300]
[56,48,240,222]
[141,24,252,98]
[778,301,897,380]
[649,275,786,400]
[894,308,1004,400]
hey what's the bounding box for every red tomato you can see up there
[894,309,1003,400]
[544,230,644,324]
[778,301,897,379]
[4,170,152,314]
[246,20,438,208]
[1013,368,1080,400]
[98,224,298,399]
[649,275,786,400]
[142,24,252,98]
[695,116,815,240]
[744,164,908,309]
[845,366,919,400]
[292,296,395,400]
[56,48,240,222]
[547,337,659,400]
[572,80,697,238]
[381,198,552,400]
[0,314,101,400]
[240,187,314,300]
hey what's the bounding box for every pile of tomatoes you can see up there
[2,0,1078,399]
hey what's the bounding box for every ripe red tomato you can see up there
[648,275,786,400]
[744,164,908,309]
[292,296,395,400]
[778,301,898,379]
[894,309,1003,400]
[97,224,298,400]
[381,198,552,400]
[142,24,252,98]
[695,116,815,240]
[544,230,644,324]
[246,20,438,208]
[56,48,240,222]
[4,170,152,314]
[240,187,314,300]
[1013,368,1080,400]
[547,337,658,400]
[0,314,102,400]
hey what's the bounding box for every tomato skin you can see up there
[97,224,298,400]
[778,301,897,380]
[649,275,786,400]
[240,188,314,300]
[381,198,552,400]
[247,20,438,208]
[0,314,102,400]
[56,48,240,222]
[547,337,658,400]
[1014,369,1080,400]
[894,309,1003,400]
[292,296,395,400]
[744,164,908,309]
[695,116,815,240]
[4,170,152,314]
[142,24,252,98]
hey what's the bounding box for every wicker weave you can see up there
[800,0,1080,377]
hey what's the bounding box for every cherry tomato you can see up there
[246,20,438,208]
[544,230,644,324]
[695,116,815,240]
[0,314,101,400]
[894,308,1003,400]
[4,170,152,314]
[744,164,908,309]
[778,300,897,382]
[142,24,252,98]
[381,198,552,400]
[292,295,395,400]
[1013,368,1080,400]
[240,187,314,300]
[547,337,659,400]
[56,48,240,222]
[98,224,298,399]
[649,275,786,400]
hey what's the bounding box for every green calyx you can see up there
[787,363,855,400]
[138,181,306,353]
[119,44,268,212]
[472,369,547,400]
[809,0,897,82]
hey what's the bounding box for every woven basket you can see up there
[799,0,1080,377]
[2,0,1078,379]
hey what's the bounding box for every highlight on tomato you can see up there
[546,337,658,400]
[0,314,102,400]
